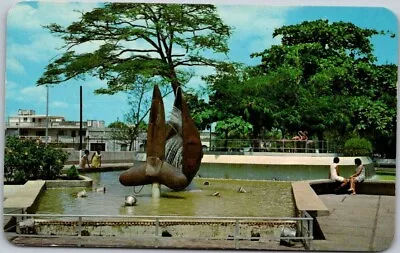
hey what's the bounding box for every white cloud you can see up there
[18,86,47,103]
[6,57,25,74]
[8,2,99,31]
[85,77,108,89]
[8,33,64,63]
[6,2,100,70]
[51,101,69,108]
[217,5,293,54]
[5,80,18,100]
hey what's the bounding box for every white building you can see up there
[5,109,144,151]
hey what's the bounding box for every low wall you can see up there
[309,179,395,196]
[26,219,296,240]
[45,175,93,188]
[3,181,46,214]
[66,151,135,165]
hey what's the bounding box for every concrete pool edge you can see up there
[291,179,396,220]
[44,175,93,188]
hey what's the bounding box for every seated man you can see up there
[330,157,349,191]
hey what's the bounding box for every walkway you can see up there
[312,194,396,252]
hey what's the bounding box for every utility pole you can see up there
[45,85,49,144]
[79,86,83,165]
[79,86,83,150]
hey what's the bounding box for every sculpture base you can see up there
[151,183,161,198]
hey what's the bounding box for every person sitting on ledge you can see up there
[348,158,366,195]
[79,149,91,169]
[330,156,350,192]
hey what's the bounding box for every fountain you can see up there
[119,85,203,197]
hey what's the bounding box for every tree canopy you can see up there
[37,3,231,94]
[204,19,396,156]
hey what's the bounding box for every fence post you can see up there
[78,216,82,237]
[155,218,159,238]
[234,219,240,249]
[309,216,313,250]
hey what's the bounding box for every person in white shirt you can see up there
[330,157,349,191]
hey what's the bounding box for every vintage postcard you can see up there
[2,0,397,252]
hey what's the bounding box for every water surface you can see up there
[36,171,295,217]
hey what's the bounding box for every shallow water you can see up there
[36,171,295,217]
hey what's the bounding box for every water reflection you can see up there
[36,171,294,217]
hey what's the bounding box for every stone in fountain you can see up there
[76,190,87,198]
[238,186,247,193]
[125,195,137,206]
[93,187,106,193]
[119,85,203,197]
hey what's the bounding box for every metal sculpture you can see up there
[119,85,203,191]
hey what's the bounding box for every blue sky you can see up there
[5,2,398,125]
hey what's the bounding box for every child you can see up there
[79,149,91,169]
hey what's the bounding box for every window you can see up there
[36,130,45,136]
[20,129,29,136]
[120,144,128,151]
[90,143,105,151]
[58,130,65,136]
[23,118,27,122]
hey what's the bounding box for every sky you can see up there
[4,1,399,126]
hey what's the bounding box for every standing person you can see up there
[348,158,366,195]
[330,157,349,191]
[79,149,91,169]
[91,150,102,168]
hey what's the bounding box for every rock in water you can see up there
[94,187,106,193]
[238,186,247,193]
[212,192,220,197]
[125,195,137,206]
[77,190,87,198]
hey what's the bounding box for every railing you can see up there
[18,135,51,142]
[4,213,314,250]
[204,139,342,154]
[6,122,88,128]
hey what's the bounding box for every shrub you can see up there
[4,136,69,183]
[66,165,79,180]
[343,137,373,156]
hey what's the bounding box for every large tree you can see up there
[251,20,396,143]
[37,3,231,94]
[202,20,396,156]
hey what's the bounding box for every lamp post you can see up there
[45,85,49,144]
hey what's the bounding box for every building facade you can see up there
[5,109,144,152]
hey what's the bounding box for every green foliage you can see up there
[37,3,231,94]
[343,137,373,156]
[201,19,396,157]
[66,165,79,180]
[4,137,69,184]
[215,116,253,139]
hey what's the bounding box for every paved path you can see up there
[312,194,396,252]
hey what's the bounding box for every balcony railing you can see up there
[6,122,88,128]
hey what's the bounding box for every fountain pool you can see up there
[36,171,295,217]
